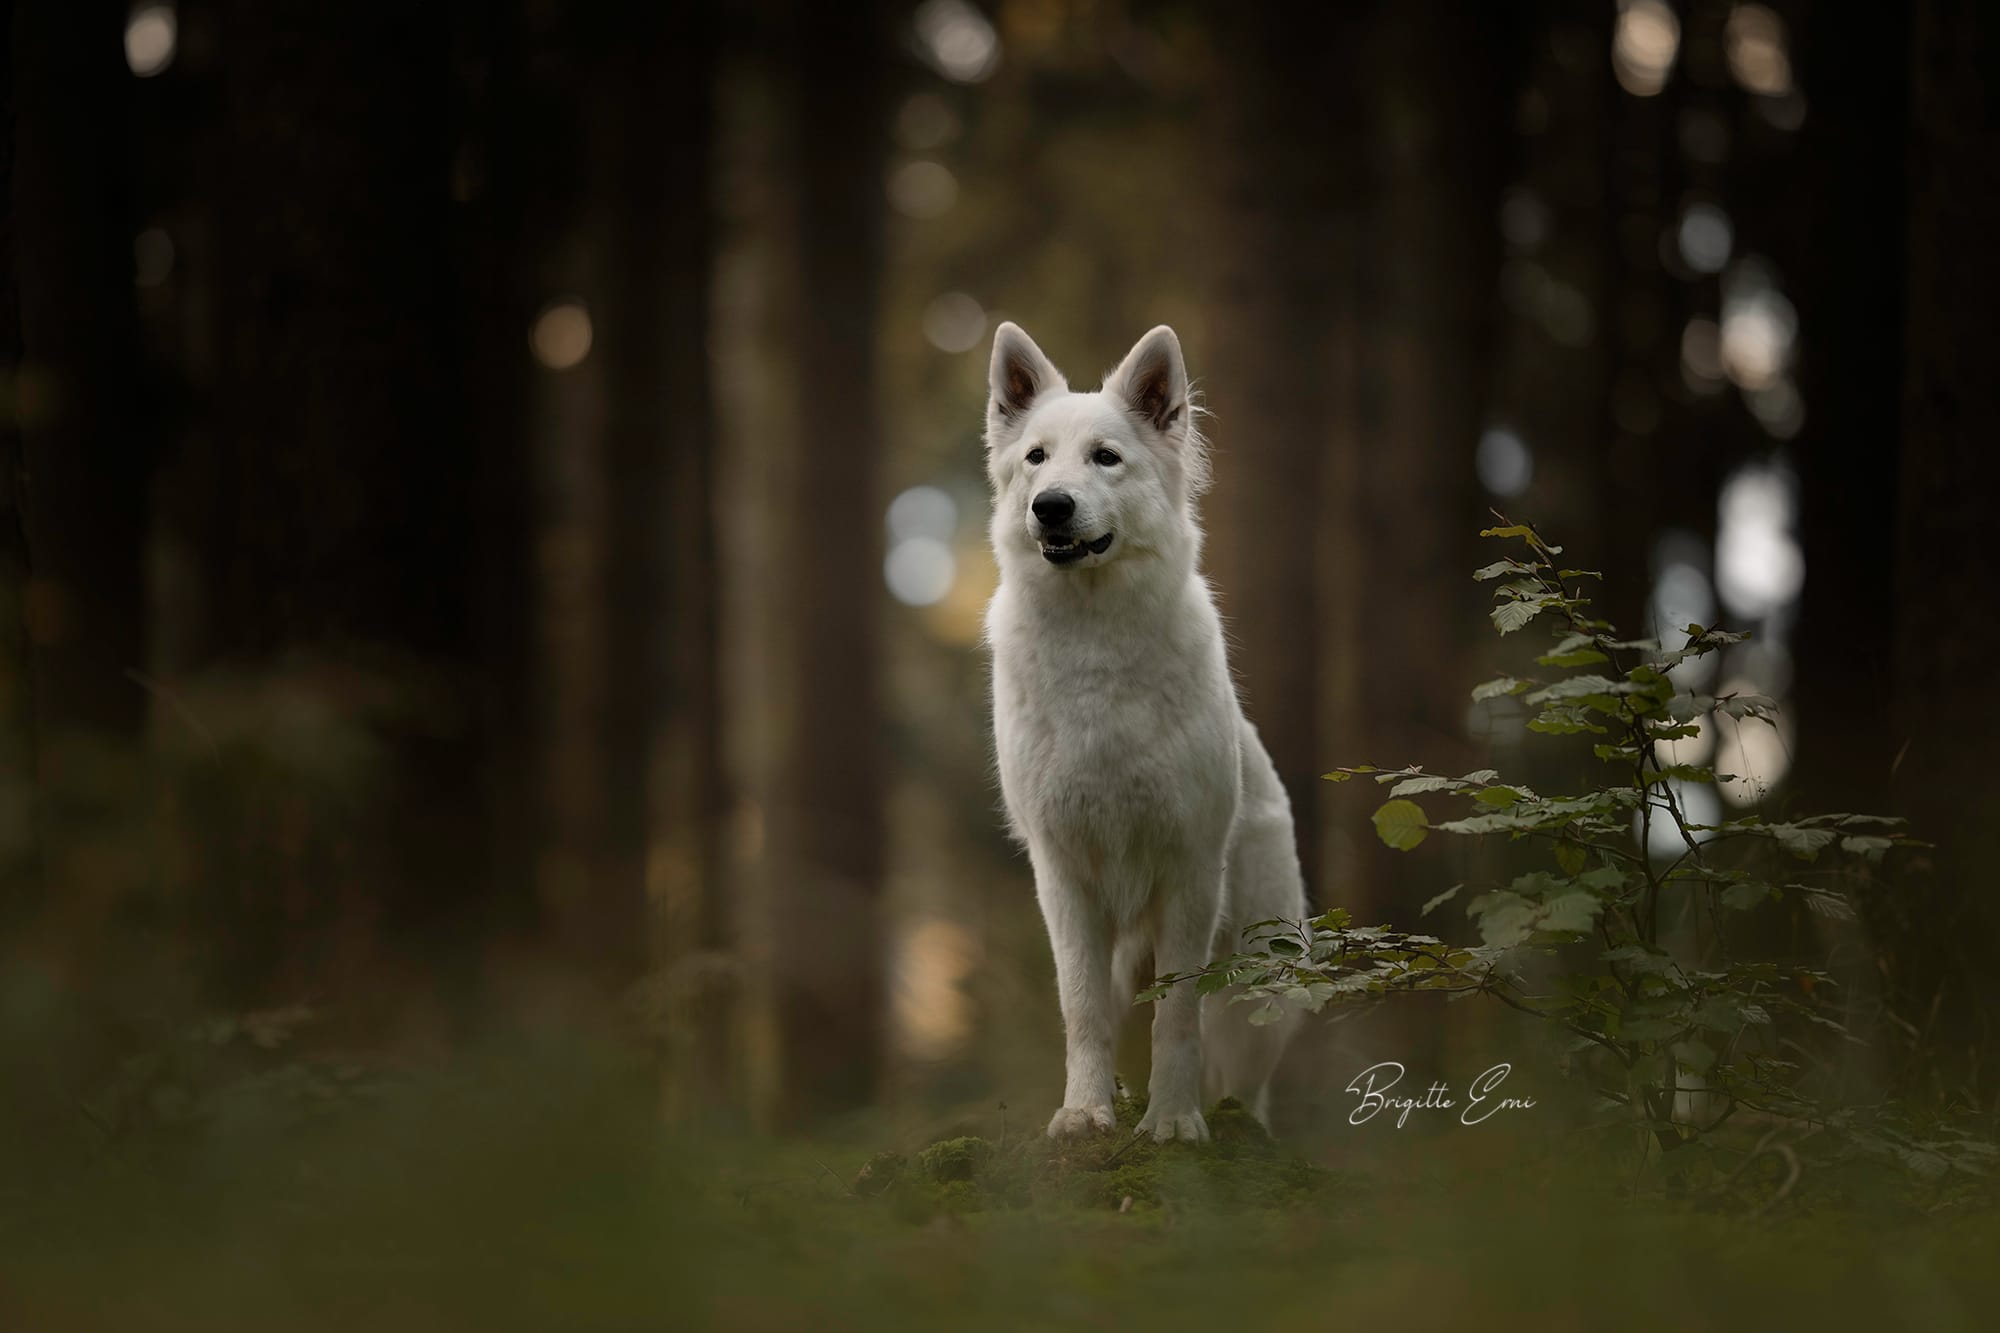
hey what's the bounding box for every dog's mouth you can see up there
[1039,532,1115,566]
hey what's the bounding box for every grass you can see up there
[854,1090,1326,1220]
[5,1033,1998,1331]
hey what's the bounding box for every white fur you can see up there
[982,322,1307,1142]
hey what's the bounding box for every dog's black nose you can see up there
[1031,490,1075,526]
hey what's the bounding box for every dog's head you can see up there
[982,322,1208,575]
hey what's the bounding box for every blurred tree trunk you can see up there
[8,0,148,952]
[451,1,545,962]
[1485,2,1621,606]
[0,0,39,926]
[767,0,893,1121]
[1344,3,1519,914]
[1891,0,2000,1092]
[589,4,732,1114]
[171,2,478,999]
[1786,3,1911,1049]
[1204,0,1360,914]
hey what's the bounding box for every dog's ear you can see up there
[987,322,1065,438]
[1105,325,1188,436]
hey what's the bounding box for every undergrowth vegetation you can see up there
[7,1030,1999,1331]
[1146,520,1997,1199]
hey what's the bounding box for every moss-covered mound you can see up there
[856,1093,1329,1220]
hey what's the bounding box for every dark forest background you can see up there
[2,0,1997,1149]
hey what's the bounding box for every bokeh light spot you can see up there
[1612,0,1680,97]
[1720,261,1797,392]
[888,161,958,220]
[1678,202,1734,275]
[896,93,961,152]
[887,485,958,543]
[1745,379,1805,440]
[125,4,177,78]
[921,292,987,353]
[530,301,593,371]
[1715,462,1804,620]
[1681,317,1726,394]
[1725,4,1793,97]
[1476,427,1534,498]
[1499,187,1551,253]
[885,536,956,606]
[1716,680,1795,807]
[914,0,1000,84]
[1650,532,1720,687]
[1640,780,1719,858]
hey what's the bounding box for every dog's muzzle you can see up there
[1039,531,1115,566]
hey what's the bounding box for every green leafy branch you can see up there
[1143,517,1968,1185]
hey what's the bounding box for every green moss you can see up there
[852,1149,905,1197]
[915,1136,992,1183]
[876,1093,1328,1221]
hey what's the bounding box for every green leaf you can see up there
[1527,707,1608,735]
[1554,842,1587,875]
[1720,881,1774,911]
[1434,811,1536,835]
[1491,598,1548,635]
[1474,559,1536,581]
[1466,891,1536,947]
[1421,884,1463,917]
[1474,785,1526,807]
[1799,887,1857,921]
[1539,891,1605,934]
[1841,834,1893,862]
[1525,674,1625,705]
[1537,633,1609,668]
[1388,774,1457,797]
[1472,676,1530,701]
[1717,693,1780,721]
[1769,823,1837,859]
[1373,799,1430,851]
[1480,524,1535,540]
[1573,865,1629,893]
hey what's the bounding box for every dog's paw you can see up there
[1136,1104,1210,1144]
[1045,1105,1116,1139]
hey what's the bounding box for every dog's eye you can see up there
[1092,447,1122,467]
[1025,446,1046,465]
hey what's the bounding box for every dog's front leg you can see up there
[1137,873,1222,1142]
[1037,873,1119,1138]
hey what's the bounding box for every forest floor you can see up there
[6,1034,1997,1330]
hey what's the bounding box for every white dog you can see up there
[982,322,1307,1143]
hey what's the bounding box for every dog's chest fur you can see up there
[987,569,1241,904]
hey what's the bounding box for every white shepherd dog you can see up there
[982,322,1307,1142]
